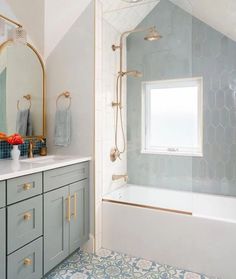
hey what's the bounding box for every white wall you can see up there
[44,0,91,59]
[94,0,127,250]
[6,0,45,56]
[2,0,92,58]
[46,1,95,244]
[0,0,19,43]
[46,3,94,158]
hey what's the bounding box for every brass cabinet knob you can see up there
[23,183,32,191]
[23,258,32,266]
[23,212,32,221]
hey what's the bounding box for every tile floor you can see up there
[46,249,213,279]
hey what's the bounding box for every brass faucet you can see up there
[28,140,34,158]
[112,174,128,182]
[27,137,45,158]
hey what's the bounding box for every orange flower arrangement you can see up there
[7,133,24,145]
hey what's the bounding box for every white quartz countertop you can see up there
[0,155,92,181]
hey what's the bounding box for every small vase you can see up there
[11,145,20,161]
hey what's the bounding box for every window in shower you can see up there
[142,77,203,156]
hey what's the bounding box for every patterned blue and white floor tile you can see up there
[46,249,213,279]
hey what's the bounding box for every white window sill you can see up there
[140,149,203,157]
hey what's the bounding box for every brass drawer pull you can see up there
[23,183,32,191]
[23,212,32,221]
[72,193,77,220]
[23,258,32,266]
[66,195,71,222]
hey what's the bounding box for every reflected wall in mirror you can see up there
[0,41,45,138]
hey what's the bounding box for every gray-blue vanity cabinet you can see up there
[7,237,42,279]
[70,179,89,253]
[44,187,70,274]
[0,208,6,279]
[7,195,43,254]
[0,181,6,208]
[44,165,89,275]
[0,161,89,278]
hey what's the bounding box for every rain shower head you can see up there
[144,27,162,41]
[122,70,143,78]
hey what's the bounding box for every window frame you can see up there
[141,77,203,157]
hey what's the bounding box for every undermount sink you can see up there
[21,155,57,164]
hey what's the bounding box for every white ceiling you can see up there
[101,0,236,41]
[171,0,236,42]
[100,0,160,33]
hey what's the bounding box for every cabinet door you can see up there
[44,186,69,275]
[0,208,6,279]
[69,179,89,253]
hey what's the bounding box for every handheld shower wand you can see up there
[110,26,162,162]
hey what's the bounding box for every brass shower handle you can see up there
[112,102,120,107]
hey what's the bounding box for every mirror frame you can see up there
[0,40,46,140]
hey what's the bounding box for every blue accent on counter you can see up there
[0,139,46,159]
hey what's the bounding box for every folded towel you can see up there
[16,109,32,136]
[54,109,71,146]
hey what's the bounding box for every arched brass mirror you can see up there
[0,15,45,139]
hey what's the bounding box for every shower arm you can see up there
[113,26,155,108]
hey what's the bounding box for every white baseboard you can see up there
[82,234,95,253]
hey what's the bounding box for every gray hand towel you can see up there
[54,109,71,146]
[16,109,32,136]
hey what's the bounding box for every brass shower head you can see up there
[144,27,162,41]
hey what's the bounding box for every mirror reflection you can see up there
[0,42,44,137]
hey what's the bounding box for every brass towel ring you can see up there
[56,91,71,109]
[17,94,31,111]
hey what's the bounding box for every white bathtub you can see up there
[102,184,236,279]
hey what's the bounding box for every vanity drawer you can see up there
[7,173,42,205]
[7,195,42,254]
[0,181,6,208]
[44,162,89,192]
[7,237,42,279]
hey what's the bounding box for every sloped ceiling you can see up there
[44,0,91,59]
[100,0,160,33]
[170,0,236,42]
[101,0,236,42]
[0,0,92,59]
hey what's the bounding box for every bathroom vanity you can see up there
[0,156,91,279]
